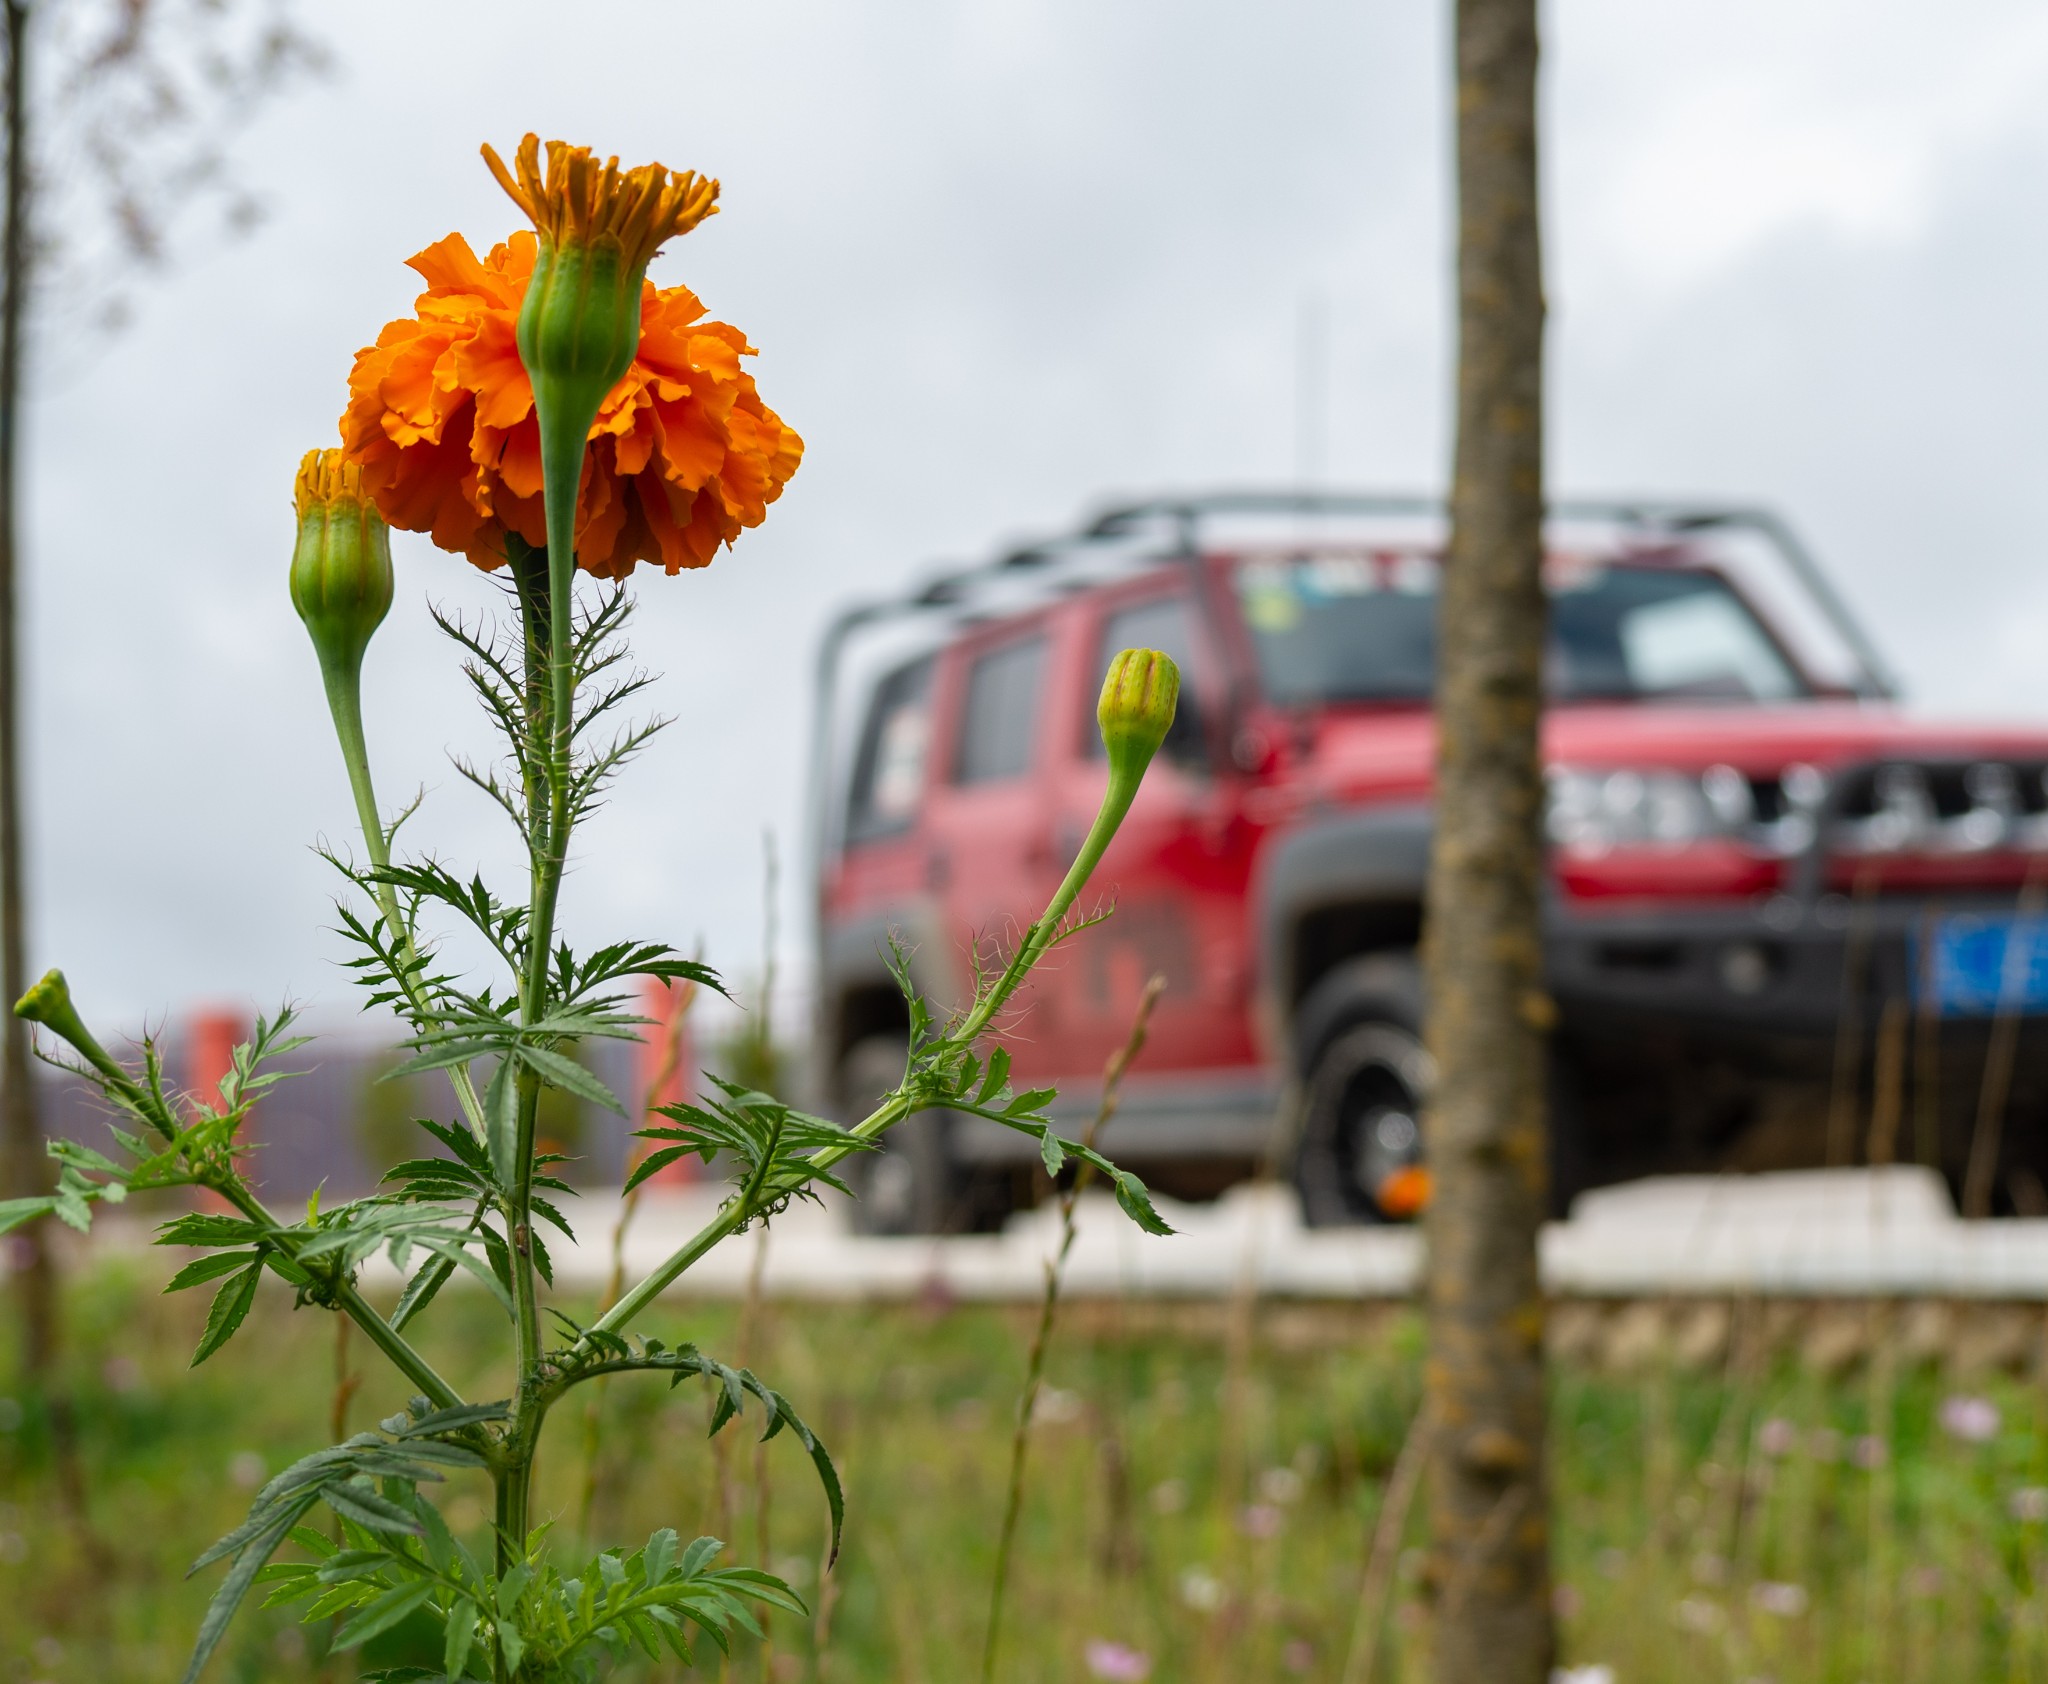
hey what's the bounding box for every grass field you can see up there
[4,1256,2048,1682]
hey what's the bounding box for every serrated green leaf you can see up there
[400,1401,510,1438]
[1113,1170,1174,1236]
[391,1252,457,1332]
[313,1547,394,1582]
[977,1046,1011,1106]
[644,1527,677,1585]
[622,1145,696,1195]
[164,1250,261,1293]
[0,1196,54,1237]
[191,1263,261,1366]
[180,1494,318,1684]
[445,1596,476,1678]
[483,1057,518,1191]
[332,1578,434,1649]
[678,1535,722,1580]
[515,1043,622,1114]
[388,1040,501,1082]
[1039,1130,1066,1177]
[322,1481,423,1536]
[158,1213,267,1247]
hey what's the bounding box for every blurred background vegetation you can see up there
[5,1265,2048,1683]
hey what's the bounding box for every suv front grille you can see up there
[1823,759,2048,856]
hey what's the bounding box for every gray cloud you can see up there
[18,0,2048,1031]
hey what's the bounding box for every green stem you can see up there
[507,1067,545,1385]
[492,388,591,1581]
[318,653,491,1145]
[523,394,582,1027]
[594,768,1148,1341]
[211,1178,465,1412]
[594,1088,927,1338]
[535,394,581,809]
[321,655,388,900]
[35,1008,467,1409]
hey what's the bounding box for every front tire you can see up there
[1294,1003,1434,1227]
[1290,951,1588,1225]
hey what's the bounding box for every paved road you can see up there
[513,1166,2048,1303]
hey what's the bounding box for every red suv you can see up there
[810,493,2048,1230]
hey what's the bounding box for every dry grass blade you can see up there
[1963,865,2046,1216]
[1340,1395,1440,1684]
[980,974,1166,1684]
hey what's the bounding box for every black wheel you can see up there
[1294,1005,1433,1228]
[1290,952,1588,1225]
[835,1036,959,1235]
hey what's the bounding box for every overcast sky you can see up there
[19,0,2048,1034]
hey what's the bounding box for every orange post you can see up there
[634,974,697,1185]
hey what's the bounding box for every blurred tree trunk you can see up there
[1421,0,1553,1679]
[0,0,320,1382]
[0,0,54,1381]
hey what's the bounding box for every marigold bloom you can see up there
[482,134,719,280]
[339,230,802,578]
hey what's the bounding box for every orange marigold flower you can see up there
[338,230,802,578]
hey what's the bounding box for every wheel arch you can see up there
[1252,804,1432,1060]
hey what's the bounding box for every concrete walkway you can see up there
[517,1166,2048,1303]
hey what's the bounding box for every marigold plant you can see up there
[0,133,1176,1684]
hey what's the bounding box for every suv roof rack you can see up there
[1076,491,1896,701]
[818,488,1895,701]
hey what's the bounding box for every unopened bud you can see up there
[1026,649,1185,945]
[15,967,113,1078]
[14,967,72,1027]
[1097,648,1181,787]
[291,449,393,680]
[484,136,720,432]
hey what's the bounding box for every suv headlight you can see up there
[1548,765,1761,853]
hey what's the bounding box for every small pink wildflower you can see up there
[1750,1580,1809,1617]
[1940,1395,2001,1444]
[1084,1640,1152,1681]
[1239,1503,1283,1538]
[2011,1487,2048,1523]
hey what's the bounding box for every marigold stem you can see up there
[595,758,1152,1339]
[315,648,491,1146]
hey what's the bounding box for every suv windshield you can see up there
[1234,553,1808,705]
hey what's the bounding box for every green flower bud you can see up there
[14,966,72,1027]
[1097,647,1181,788]
[291,449,393,681]
[15,967,117,1081]
[1018,649,1185,948]
[481,136,723,735]
[292,450,398,875]
[483,135,721,437]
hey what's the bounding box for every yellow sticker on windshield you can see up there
[1243,587,1301,632]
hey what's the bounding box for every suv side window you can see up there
[846,655,935,842]
[954,635,1048,785]
[1090,596,1206,770]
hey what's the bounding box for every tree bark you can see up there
[0,0,54,1378]
[1421,1,1552,1679]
